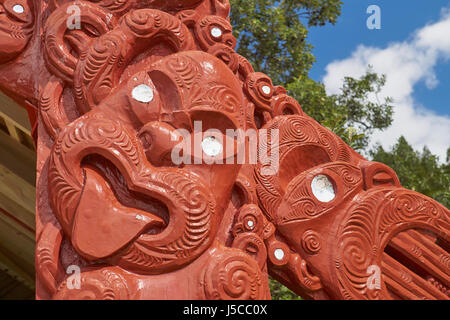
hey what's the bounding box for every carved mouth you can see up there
[382,228,449,299]
[82,154,170,235]
[336,188,449,300]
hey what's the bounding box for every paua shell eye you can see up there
[3,0,29,23]
[132,84,154,104]
[311,174,336,203]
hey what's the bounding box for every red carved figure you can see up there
[0,0,446,300]
[0,0,33,63]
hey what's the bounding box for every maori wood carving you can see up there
[0,0,447,300]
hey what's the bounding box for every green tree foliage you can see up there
[287,70,393,150]
[231,0,341,84]
[230,0,393,151]
[268,277,301,300]
[371,137,450,208]
[230,0,342,84]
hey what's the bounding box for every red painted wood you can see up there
[0,0,447,300]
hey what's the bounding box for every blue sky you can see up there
[305,0,450,160]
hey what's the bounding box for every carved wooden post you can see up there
[0,0,447,300]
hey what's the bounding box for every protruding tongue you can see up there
[71,167,165,260]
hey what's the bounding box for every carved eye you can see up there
[12,4,24,13]
[274,248,285,261]
[132,84,154,103]
[2,1,28,22]
[201,136,223,157]
[311,175,336,203]
[210,27,223,39]
[258,82,273,98]
[261,85,271,95]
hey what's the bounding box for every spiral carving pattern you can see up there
[301,230,322,255]
[201,246,266,300]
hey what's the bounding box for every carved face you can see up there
[0,0,33,63]
[254,115,449,299]
[48,51,246,274]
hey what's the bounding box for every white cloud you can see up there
[322,8,450,161]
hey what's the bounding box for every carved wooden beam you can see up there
[0,91,33,135]
[0,0,447,300]
[0,123,36,291]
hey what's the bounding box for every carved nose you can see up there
[138,121,185,167]
[360,161,401,190]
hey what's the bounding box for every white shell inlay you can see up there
[274,249,285,261]
[202,136,222,157]
[13,4,24,13]
[132,84,154,103]
[311,175,335,203]
[211,27,222,38]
